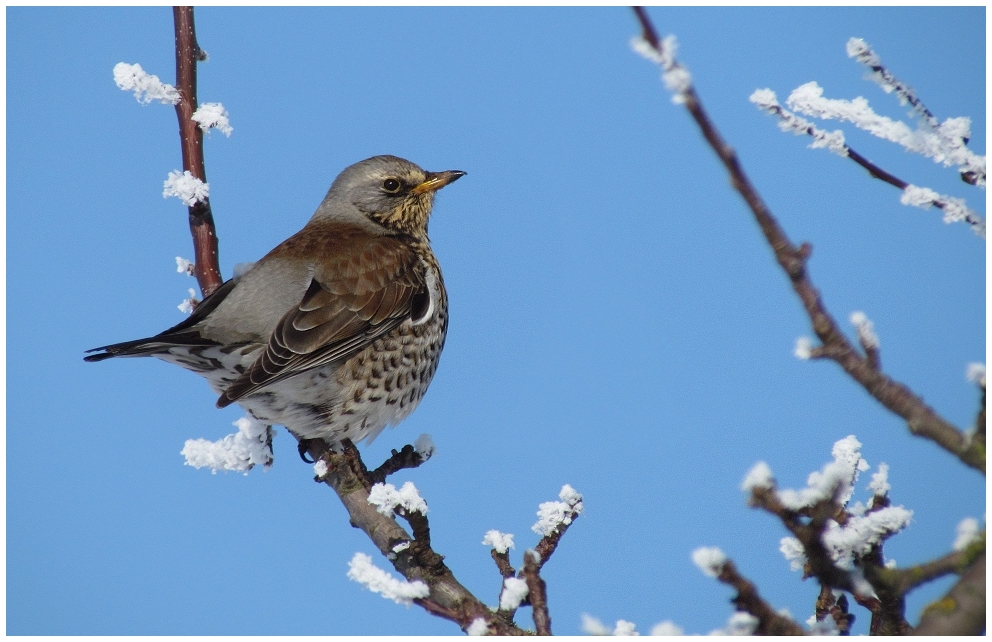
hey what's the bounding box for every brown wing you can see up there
[216,236,428,407]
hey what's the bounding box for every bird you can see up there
[86,155,464,454]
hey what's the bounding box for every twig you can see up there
[714,558,808,635]
[173,7,222,297]
[533,507,581,571]
[631,6,984,475]
[368,444,429,485]
[492,549,517,579]
[749,488,859,593]
[522,551,552,635]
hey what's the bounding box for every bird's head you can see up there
[314,155,465,237]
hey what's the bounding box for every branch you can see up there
[173,6,222,297]
[522,551,552,635]
[631,7,984,474]
[913,552,986,635]
[305,440,528,635]
[714,558,808,635]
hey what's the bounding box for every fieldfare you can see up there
[86,155,464,449]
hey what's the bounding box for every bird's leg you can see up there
[297,438,319,463]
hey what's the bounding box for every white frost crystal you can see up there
[691,546,727,578]
[532,484,584,536]
[181,415,273,473]
[367,481,428,516]
[113,62,180,105]
[346,552,429,605]
[482,530,515,554]
[163,170,209,206]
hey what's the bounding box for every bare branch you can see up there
[631,7,984,474]
[913,552,986,635]
[893,540,985,594]
[714,558,808,635]
[492,549,517,579]
[173,7,222,297]
[522,551,552,635]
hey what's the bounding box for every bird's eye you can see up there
[382,178,402,193]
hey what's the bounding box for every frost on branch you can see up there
[177,288,198,314]
[794,336,816,360]
[113,62,180,105]
[482,530,515,554]
[778,435,868,510]
[175,256,195,275]
[181,415,274,473]
[822,505,912,570]
[741,461,774,492]
[413,433,436,460]
[691,546,727,578]
[346,552,429,606]
[498,576,529,610]
[846,37,986,188]
[313,459,328,479]
[163,170,209,206]
[952,517,982,552]
[849,311,879,350]
[780,536,807,572]
[367,481,428,516]
[532,484,584,536]
[749,89,847,156]
[760,437,912,573]
[899,186,984,236]
[709,611,759,636]
[191,102,233,136]
[867,462,891,499]
[466,618,489,636]
[630,34,692,104]
[966,363,986,387]
[786,81,984,182]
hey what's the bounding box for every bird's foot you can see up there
[297,438,318,463]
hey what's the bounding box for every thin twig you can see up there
[492,549,517,579]
[631,7,984,475]
[368,444,429,485]
[533,509,581,571]
[173,6,222,297]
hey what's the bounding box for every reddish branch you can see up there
[173,7,222,297]
[632,7,984,475]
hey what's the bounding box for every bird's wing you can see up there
[216,236,428,407]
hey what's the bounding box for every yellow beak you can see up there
[411,170,467,195]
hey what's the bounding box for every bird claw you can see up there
[297,439,317,463]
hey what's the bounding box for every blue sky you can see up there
[7,6,985,636]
